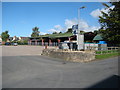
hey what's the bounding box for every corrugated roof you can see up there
[40,33,73,38]
[93,34,103,40]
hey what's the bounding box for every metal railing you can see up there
[29,42,59,46]
[86,46,120,55]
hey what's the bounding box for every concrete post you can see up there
[30,40,32,45]
[45,45,48,49]
[42,39,44,46]
[35,40,37,45]
[77,34,84,50]
[49,39,52,46]
[58,39,60,43]
[27,41,29,45]
[68,37,71,42]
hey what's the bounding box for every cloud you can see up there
[40,32,47,35]
[48,18,78,33]
[90,6,115,18]
[48,18,100,33]
[54,25,61,29]
[54,25,64,32]
[78,19,89,30]
[90,9,102,18]
[85,26,100,32]
[64,18,100,32]
[48,28,61,33]
[48,25,64,33]
[78,19,100,32]
[64,18,78,31]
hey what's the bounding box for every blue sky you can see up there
[2,2,107,37]
[0,2,2,34]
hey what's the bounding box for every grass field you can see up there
[96,50,118,54]
[95,52,120,59]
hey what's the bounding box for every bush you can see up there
[17,40,28,45]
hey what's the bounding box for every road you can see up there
[2,46,119,88]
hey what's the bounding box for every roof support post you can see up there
[35,40,37,45]
[42,39,44,46]
[49,39,52,46]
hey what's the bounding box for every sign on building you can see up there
[72,25,78,35]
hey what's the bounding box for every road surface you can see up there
[2,46,119,88]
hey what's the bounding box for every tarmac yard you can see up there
[2,46,119,88]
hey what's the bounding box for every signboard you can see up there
[72,25,78,35]
[72,25,84,50]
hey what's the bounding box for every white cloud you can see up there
[90,6,115,18]
[48,24,65,33]
[48,28,61,33]
[40,32,47,35]
[64,18,78,31]
[48,18,100,33]
[54,25,64,32]
[64,18,99,32]
[85,26,100,32]
[79,19,89,30]
[90,9,102,18]
[54,25,61,29]
[48,19,78,33]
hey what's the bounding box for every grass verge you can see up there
[95,52,120,60]
[96,50,118,54]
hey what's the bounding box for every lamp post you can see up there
[77,6,85,50]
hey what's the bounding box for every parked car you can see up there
[5,42,11,45]
[13,43,18,46]
[59,42,77,50]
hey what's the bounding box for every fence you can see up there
[29,42,59,46]
[86,46,120,55]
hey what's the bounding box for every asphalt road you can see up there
[2,46,119,88]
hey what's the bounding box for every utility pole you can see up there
[77,6,85,50]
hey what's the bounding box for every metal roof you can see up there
[93,34,103,40]
[30,33,74,39]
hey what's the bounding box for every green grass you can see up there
[96,50,118,54]
[95,52,120,59]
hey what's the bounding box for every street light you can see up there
[77,6,86,50]
[78,6,86,34]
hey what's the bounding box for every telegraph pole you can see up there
[77,6,85,50]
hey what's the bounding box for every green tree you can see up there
[93,30,99,35]
[17,38,29,45]
[80,30,85,35]
[1,30,10,42]
[59,32,62,34]
[31,27,40,37]
[66,28,72,33]
[52,32,58,34]
[99,2,120,44]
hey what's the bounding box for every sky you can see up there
[0,1,2,34]
[2,2,113,37]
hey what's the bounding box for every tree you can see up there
[59,32,62,34]
[93,30,99,35]
[80,30,85,35]
[52,32,58,34]
[1,30,10,42]
[31,27,40,37]
[17,37,29,45]
[84,32,96,42]
[66,28,72,33]
[99,2,120,44]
